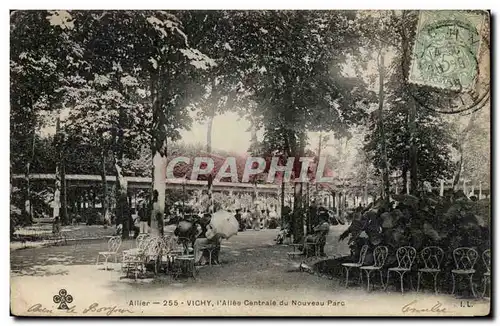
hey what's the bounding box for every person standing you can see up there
[241,208,250,229]
[305,207,330,256]
[52,215,61,235]
[234,209,244,231]
[251,206,261,231]
[132,208,140,238]
[150,190,163,235]
[261,209,268,229]
[138,201,148,234]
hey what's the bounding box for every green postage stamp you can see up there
[408,10,487,91]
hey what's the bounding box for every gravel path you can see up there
[10,225,489,316]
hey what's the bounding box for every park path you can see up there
[10,225,349,276]
[10,225,489,316]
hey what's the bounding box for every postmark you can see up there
[408,11,486,92]
[9,9,491,318]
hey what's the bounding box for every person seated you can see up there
[234,209,245,231]
[174,215,200,251]
[115,223,123,236]
[304,207,330,256]
[241,209,251,229]
[132,212,141,239]
[275,221,291,244]
[260,209,267,229]
[194,222,221,265]
[268,209,278,229]
[251,207,261,231]
[52,216,61,235]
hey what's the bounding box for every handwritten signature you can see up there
[401,300,450,314]
[28,303,133,316]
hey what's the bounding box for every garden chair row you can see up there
[95,234,197,279]
[287,236,323,260]
[121,234,197,279]
[342,245,490,297]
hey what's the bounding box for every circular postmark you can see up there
[407,11,490,114]
[416,19,480,91]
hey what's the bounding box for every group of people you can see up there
[233,205,279,231]
[275,205,331,257]
[173,213,221,266]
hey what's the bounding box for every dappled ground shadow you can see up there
[105,226,352,294]
[11,226,350,287]
[11,265,70,277]
[11,225,490,316]
[12,224,117,242]
[11,238,136,275]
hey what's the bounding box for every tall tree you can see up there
[180,11,250,211]
[240,11,369,240]
[11,10,80,224]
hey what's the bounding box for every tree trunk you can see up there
[101,147,110,226]
[280,178,285,227]
[401,12,418,196]
[53,112,68,225]
[452,147,464,191]
[292,131,306,243]
[150,69,166,237]
[115,157,129,239]
[61,155,68,225]
[151,144,167,236]
[377,50,391,202]
[206,113,214,213]
[316,131,322,197]
[292,182,303,243]
[92,188,96,209]
[24,126,36,226]
[76,194,81,217]
[306,183,311,234]
[53,118,61,220]
[114,99,130,238]
[409,99,418,195]
[452,113,476,191]
[402,165,408,195]
[249,116,259,210]
[338,192,343,217]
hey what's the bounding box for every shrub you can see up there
[339,192,490,291]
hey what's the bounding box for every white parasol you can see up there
[210,210,239,239]
[177,220,193,233]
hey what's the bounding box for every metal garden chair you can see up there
[96,236,122,270]
[169,237,197,279]
[143,237,165,275]
[304,235,323,258]
[287,241,305,260]
[417,246,444,294]
[122,236,155,279]
[177,237,193,255]
[287,235,321,261]
[198,237,222,266]
[385,246,417,294]
[342,245,369,287]
[360,246,388,292]
[451,247,478,298]
[135,233,151,248]
[482,249,491,298]
[160,236,178,274]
